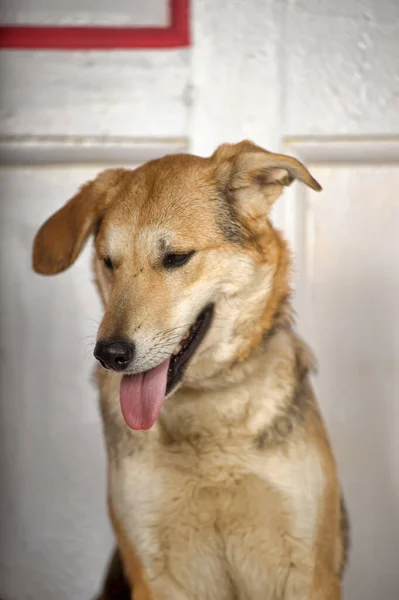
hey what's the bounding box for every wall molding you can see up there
[284,136,399,165]
[0,0,190,50]
[0,135,188,167]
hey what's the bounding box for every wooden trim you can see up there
[0,135,188,167]
[0,0,190,50]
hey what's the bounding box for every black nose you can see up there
[93,339,134,371]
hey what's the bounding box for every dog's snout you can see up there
[94,339,134,371]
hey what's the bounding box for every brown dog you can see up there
[33,141,349,599]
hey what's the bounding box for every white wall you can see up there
[0,1,398,599]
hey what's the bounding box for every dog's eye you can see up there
[163,251,195,269]
[103,256,113,270]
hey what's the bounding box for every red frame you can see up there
[0,0,190,50]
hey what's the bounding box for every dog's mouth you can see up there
[167,303,214,395]
[120,304,214,431]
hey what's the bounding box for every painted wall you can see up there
[0,1,398,599]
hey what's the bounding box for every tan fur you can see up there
[33,141,347,600]
[109,501,155,600]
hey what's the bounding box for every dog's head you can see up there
[32,141,320,430]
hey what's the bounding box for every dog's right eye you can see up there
[163,251,195,269]
[103,256,113,270]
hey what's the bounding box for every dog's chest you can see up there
[110,443,242,598]
[108,435,321,600]
[110,440,241,539]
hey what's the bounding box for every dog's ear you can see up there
[32,169,125,275]
[212,140,321,219]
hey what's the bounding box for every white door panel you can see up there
[282,141,399,599]
[0,49,190,138]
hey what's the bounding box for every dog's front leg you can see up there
[284,563,341,600]
[309,566,342,600]
[109,506,191,600]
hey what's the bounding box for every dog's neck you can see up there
[158,236,314,445]
[158,315,314,447]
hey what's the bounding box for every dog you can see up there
[32,141,349,599]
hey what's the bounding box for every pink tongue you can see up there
[120,359,169,430]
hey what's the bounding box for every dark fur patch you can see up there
[219,202,245,243]
[339,495,350,577]
[214,174,246,244]
[93,215,104,238]
[255,378,312,450]
[94,547,131,600]
[216,188,245,244]
[255,326,315,451]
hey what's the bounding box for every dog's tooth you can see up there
[173,343,183,356]
[170,329,192,358]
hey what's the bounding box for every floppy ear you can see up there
[212,140,321,218]
[32,169,125,275]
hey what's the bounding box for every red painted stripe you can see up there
[0,0,190,50]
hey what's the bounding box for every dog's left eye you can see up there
[163,251,195,269]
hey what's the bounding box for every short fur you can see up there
[33,141,348,599]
